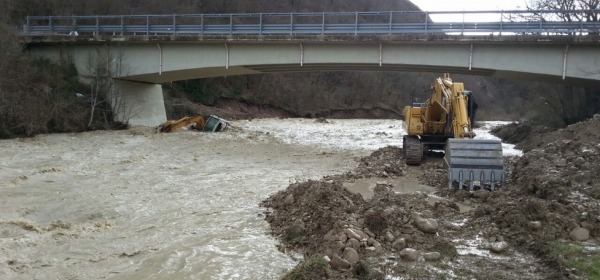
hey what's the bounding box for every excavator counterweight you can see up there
[403,74,505,190]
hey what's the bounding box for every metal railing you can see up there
[22,10,600,36]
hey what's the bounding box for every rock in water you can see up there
[569,227,590,241]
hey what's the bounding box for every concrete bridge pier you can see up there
[112,80,167,126]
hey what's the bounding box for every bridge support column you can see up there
[112,80,167,126]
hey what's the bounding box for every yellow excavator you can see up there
[158,115,228,133]
[403,74,504,191]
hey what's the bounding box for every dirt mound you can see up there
[493,115,600,153]
[345,146,406,179]
[262,178,462,278]
[491,122,553,145]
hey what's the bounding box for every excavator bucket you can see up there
[444,139,505,191]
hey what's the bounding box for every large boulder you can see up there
[342,247,360,265]
[346,238,361,251]
[423,252,441,261]
[330,255,351,271]
[569,227,590,241]
[415,217,439,234]
[283,194,294,206]
[384,231,395,243]
[399,248,419,261]
[393,238,407,251]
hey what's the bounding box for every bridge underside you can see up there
[123,63,600,87]
[27,37,600,125]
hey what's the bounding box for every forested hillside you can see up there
[0,0,599,138]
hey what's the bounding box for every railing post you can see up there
[200,14,204,35]
[49,16,53,34]
[146,15,149,35]
[389,11,393,35]
[173,14,176,35]
[25,16,30,34]
[322,12,325,35]
[259,13,262,35]
[230,14,233,35]
[539,14,543,33]
[462,11,465,35]
[424,12,428,33]
[290,12,293,35]
[96,16,99,35]
[500,11,503,35]
[355,12,358,35]
[120,15,124,35]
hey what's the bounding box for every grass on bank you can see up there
[550,241,600,280]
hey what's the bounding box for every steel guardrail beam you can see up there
[22,10,600,37]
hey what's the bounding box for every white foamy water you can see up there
[239,119,521,156]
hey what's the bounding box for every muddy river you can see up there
[0,119,514,279]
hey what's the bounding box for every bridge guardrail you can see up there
[22,10,600,36]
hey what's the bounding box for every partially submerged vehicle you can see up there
[158,115,228,133]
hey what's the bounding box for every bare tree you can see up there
[527,0,599,22]
[84,44,136,128]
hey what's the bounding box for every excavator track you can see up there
[403,135,423,165]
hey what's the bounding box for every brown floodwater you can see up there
[0,125,361,279]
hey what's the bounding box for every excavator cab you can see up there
[403,74,505,191]
[202,115,228,132]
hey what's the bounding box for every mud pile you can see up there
[261,149,465,278]
[491,122,553,146]
[340,146,406,179]
[262,116,600,279]
[469,115,600,276]
[262,179,464,278]
[485,115,600,244]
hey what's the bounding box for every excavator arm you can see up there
[159,115,207,133]
[158,115,228,133]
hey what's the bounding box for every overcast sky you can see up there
[410,0,528,11]
[410,0,530,22]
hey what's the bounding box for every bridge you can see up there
[23,10,600,126]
